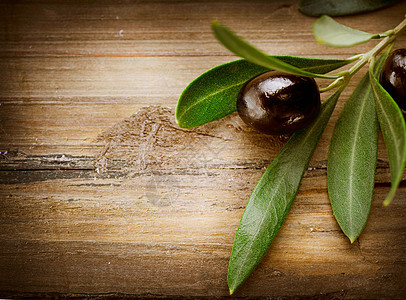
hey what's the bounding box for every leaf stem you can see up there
[319,77,347,93]
[379,29,395,38]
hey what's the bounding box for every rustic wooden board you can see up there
[1,0,406,298]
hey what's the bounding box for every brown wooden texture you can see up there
[1,1,406,298]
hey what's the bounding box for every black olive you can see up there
[380,48,406,111]
[237,71,321,135]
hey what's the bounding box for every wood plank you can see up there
[0,0,405,58]
[0,171,404,298]
[1,106,405,298]
[1,0,406,298]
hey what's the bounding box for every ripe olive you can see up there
[380,48,406,111]
[237,71,321,135]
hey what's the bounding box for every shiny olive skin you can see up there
[380,48,406,111]
[237,71,321,135]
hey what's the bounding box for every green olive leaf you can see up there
[327,57,388,243]
[211,20,341,79]
[313,15,387,48]
[176,56,355,128]
[300,0,402,17]
[369,48,406,206]
[228,89,342,294]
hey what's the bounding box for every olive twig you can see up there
[320,16,406,94]
[347,16,406,77]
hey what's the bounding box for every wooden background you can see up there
[1,0,406,298]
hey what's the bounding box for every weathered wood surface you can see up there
[1,1,406,298]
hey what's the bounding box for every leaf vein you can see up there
[375,89,402,167]
[347,88,371,236]
[177,81,244,122]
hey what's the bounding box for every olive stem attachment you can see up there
[320,16,406,93]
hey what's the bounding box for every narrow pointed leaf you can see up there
[327,63,386,242]
[211,20,340,79]
[176,56,355,128]
[300,0,401,17]
[369,49,406,206]
[313,15,384,48]
[228,89,342,294]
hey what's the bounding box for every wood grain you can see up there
[0,0,406,298]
